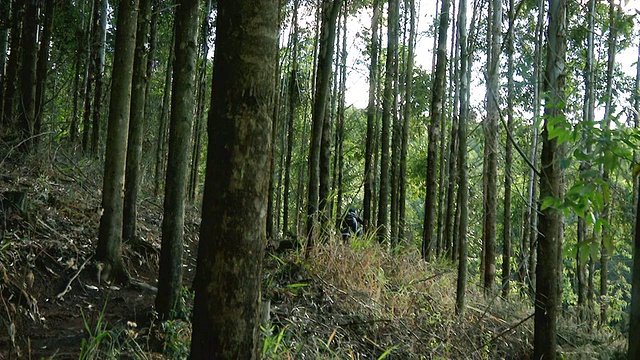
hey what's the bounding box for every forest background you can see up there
[3,0,640,358]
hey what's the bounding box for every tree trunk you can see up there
[502,0,514,299]
[306,0,341,250]
[399,0,416,245]
[188,0,213,204]
[363,0,380,232]
[155,0,198,320]
[0,0,10,123]
[96,0,139,284]
[34,0,55,149]
[122,0,152,243]
[377,0,399,244]
[455,0,469,315]
[189,0,277,356]
[17,0,38,151]
[153,29,174,196]
[533,0,566,358]
[422,0,450,260]
[577,0,597,321]
[629,39,640,351]
[283,0,300,236]
[81,0,94,153]
[90,0,108,156]
[2,0,22,131]
[599,0,617,328]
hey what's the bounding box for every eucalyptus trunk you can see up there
[96,0,139,284]
[189,0,277,356]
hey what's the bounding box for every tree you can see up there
[189,0,277,356]
[378,0,399,243]
[155,0,198,320]
[17,0,38,151]
[455,0,470,315]
[306,0,341,249]
[2,0,23,130]
[533,0,566,358]
[502,0,514,299]
[363,0,381,231]
[123,0,152,243]
[34,0,55,147]
[90,0,108,156]
[482,0,502,293]
[630,175,640,358]
[423,0,450,259]
[95,0,139,284]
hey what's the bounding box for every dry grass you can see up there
[263,234,541,359]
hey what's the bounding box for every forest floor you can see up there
[0,150,630,359]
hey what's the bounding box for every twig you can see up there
[472,312,534,354]
[55,255,92,300]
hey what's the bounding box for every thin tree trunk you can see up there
[34,0,55,149]
[154,29,174,196]
[501,0,514,299]
[455,0,469,316]
[306,0,341,250]
[123,0,152,243]
[283,0,300,236]
[534,0,566,358]
[2,0,22,130]
[81,0,94,153]
[91,0,108,156]
[399,0,416,244]
[422,0,450,259]
[363,0,380,232]
[17,0,38,151]
[0,0,10,123]
[96,0,139,284]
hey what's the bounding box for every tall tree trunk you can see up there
[156,0,198,320]
[90,0,108,156]
[577,0,597,321]
[629,36,640,351]
[386,0,400,247]
[502,0,514,299]
[534,0,566,358]
[283,0,300,236]
[95,0,139,284]
[2,0,22,131]
[153,29,174,196]
[122,0,152,243]
[34,0,55,149]
[81,0,94,153]
[189,0,277,356]
[422,0,450,259]
[17,0,38,151]
[599,0,617,328]
[306,0,341,250]
[482,0,501,294]
[455,0,469,315]
[363,0,380,231]
[188,0,213,203]
[0,0,10,123]
[333,1,347,224]
[399,0,416,244]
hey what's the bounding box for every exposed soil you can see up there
[0,155,200,359]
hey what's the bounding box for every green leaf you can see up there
[603,234,614,256]
[377,345,399,360]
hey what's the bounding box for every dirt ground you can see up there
[0,161,200,359]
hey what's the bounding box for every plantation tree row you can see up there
[2,0,640,358]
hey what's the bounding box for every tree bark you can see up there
[422,0,450,259]
[96,0,139,284]
[122,0,152,243]
[455,0,469,315]
[17,0,38,151]
[189,0,277,357]
[2,0,22,131]
[34,0,55,148]
[502,0,514,299]
[363,0,380,232]
[306,0,341,250]
[533,0,566,358]
[153,29,174,196]
[155,0,198,320]
[90,0,108,156]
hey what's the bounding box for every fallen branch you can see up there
[55,255,92,300]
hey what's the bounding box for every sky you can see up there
[343,0,640,111]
